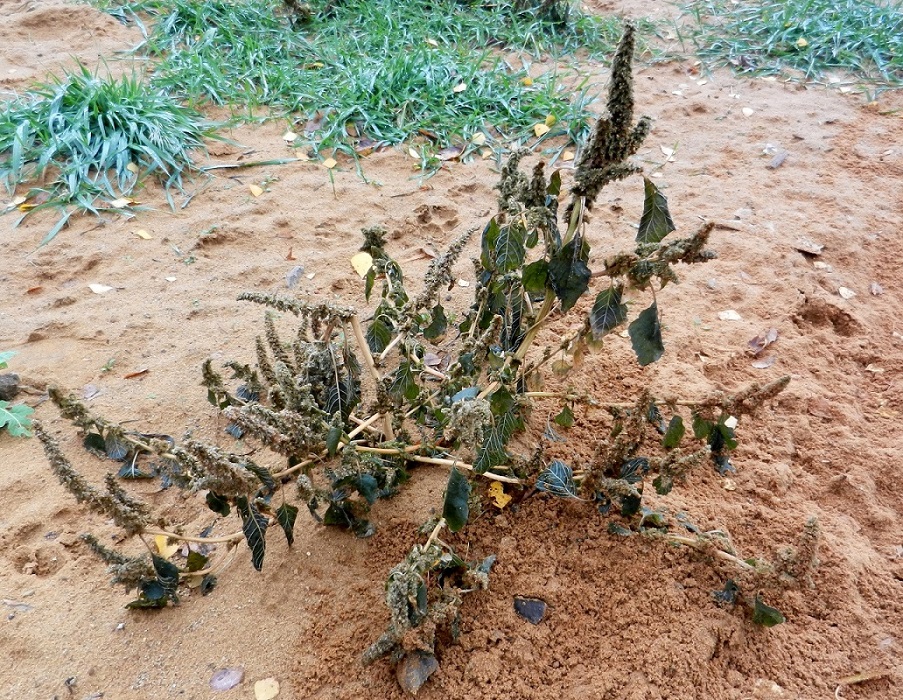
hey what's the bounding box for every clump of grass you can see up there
[684,0,903,84]
[0,64,218,243]
[97,0,647,151]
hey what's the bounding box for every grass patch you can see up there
[98,0,644,149]
[683,0,903,84]
[1,64,218,243]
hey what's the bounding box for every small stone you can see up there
[0,373,19,401]
[210,667,244,691]
[514,596,547,624]
[396,652,438,696]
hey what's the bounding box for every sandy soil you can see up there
[1,2,901,699]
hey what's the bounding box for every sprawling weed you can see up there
[684,0,903,84]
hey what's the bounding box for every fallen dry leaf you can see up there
[864,364,884,374]
[471,132,487,146]
[350,251,373,277]
[124,368,149,379]
[437,146,462,161]
[751,356,776,369]
[718,309,742,321]
[126,162,139,174]
[109,197,136,208]
[134,229,152,240]
[660,145,676,162]
[561,150,575,161]
[282,130,298,142]
[452,82,467,93]
[533,123,551,137]
[26,286,43,295]
[838,286,856,300]
[488,481,512,509]
[544,114,557,127]
[741,107,755,117]
[254,678,280,700]
[748,327,779,355]
[249,184,264,197]
[869,281,883,295]
[154,534,179,559]
[322,157,337,169]
[88,283,113,294]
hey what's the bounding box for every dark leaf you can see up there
[620,458,649,483]
[637,177,675,244]
[480,218,501,270]
[200,574,217,595]
[139,578,167,602]
[243,461,277,496]
[152,554,180,597]
[235,384,259,402]
[205,491,231,517]
[276,503,299,546]
[325,379,359,421]
[422,304,448,340]
[713,454,735,475]
[547,169,562,196]
[548,236,591,312]
[236,497,268,571]
[663,416,685,449]
[638,506,667,529]
[83,432,106,454]
[536,460,578,499]
[495,224,527,274]
[186,551,209,572]
[607,522,634,537]
[620,493,642,517]
[443,467,471,533]
[396,652,439,696]
[355,474,379,504]
[513,596,547,624]
[589,284,627,339]
[325,423,343,457]
[646,401,666,433]
[652,474,673,495]
[692,412,713,440]
[628,302,664,366]
[713,579,739,605]
[364,267,376,302]
[105,434,130,461]
[389,361,419,402]
[117,457,155,479]
[224,422,244,439]
[522,259,549,294]
[752,595,785,627]
[553,405,574,428]
[366,316,392,354]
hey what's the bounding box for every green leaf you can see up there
[389,361,420,402]
[205,491,231,517]
[663,416,685,449]
[236,497,268,571]
[325,423,343,457]
[493,223,527,273]
[589,284,627,339]
[536,460,578,499]
[521,259,549,294]
[752,595,785,627]
[366,316,392,353]
[442,467,471,533]
[276,503,298,546]
[652,474,673,495]
[104,434,129,461]
[628,302,664,366]
[151,554,180,598]
[364,267,376,302]
[117,460,155,479]
[0,400,33,438]
[480,218,501,271]
[547,169,562,196]
[636,177,675,244]
[0,350,15,369]
[553,405,574,428]
[692,412,713,440]
[186,551,209,572]
[608,522,634,537]
[548,236,591,312]
[422,304,448,340]
[83,432,106,453]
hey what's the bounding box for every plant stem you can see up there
[349,314,395,440]
[424,518,446,548]
[145,527,246,545]
[665,534,755,571]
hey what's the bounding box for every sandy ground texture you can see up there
[1,1,902,699]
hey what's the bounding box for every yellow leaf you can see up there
[282,130,298,142]
[295,150,311,161]
[425,38,438,47]
[88,283,114,295]
[186,574,204,589]
[126,162,139,174]
[562,150,575,161]
[154,534,179,559]
[322,157,338,169]
[254,678,280,700]
[544,114,557,127]
[109,197,135,208]
[249,184,264,197]
[471,132,487,146]
[488,481,511,509]
[408,147,420,159]
[521,76,534,86]
[796,37,808,48]
[533,123,551,137]
[453,82,467,93]
[350,251,373,277]
[134,229,152,240]
[481,147,492,160]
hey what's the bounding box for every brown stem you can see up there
[349,315,395,440]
